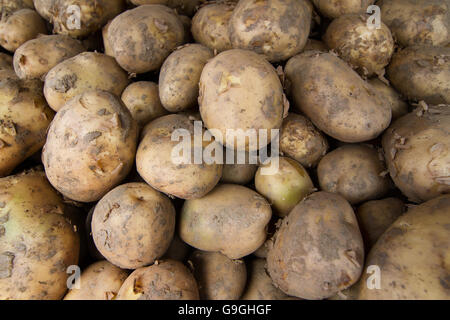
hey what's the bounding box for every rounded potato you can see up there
[199,49,285,151]
[189,250,247,300]
[116,259,199,300]
[0,170,80,300]
[280,113,328,168]
[33,0,54,20]
[221,150,258,185]
[163,235,190,262]
[324,14,394,76]
[317,144,390,205]
[285,51,391,143]
[180,184,272,259]
[229,0,311,62]
[136,114,222,199]
[303,39,328,52]
[382,105,450,203]
[107,5,185,74]
[357,195,450,300]
[130,0,203,17]
[44,51,130,111]
[0,0,34,13]
[312,0,374,19]
[42,90,138,202]
[368,78,409,120]
[267,192,364,300]
[13,35,85,80]
[0,53,13,70]
[387,46,450,105]
[102,20,113,56]
[159,44,213,112]
[64,260,129,300]
[92,183,176,269]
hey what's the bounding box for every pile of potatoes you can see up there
[0,0,449,301]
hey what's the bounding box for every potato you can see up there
[179,15,192,43]
[136,114,222,199]
[0,53,13,70]
[33,0,54,20]
[85,207,105,261]
[382,105,450,203]
[199,49,285,151]
[0,9,47,52]
[102,20,113,56]
[92,182,176,269]
[130,0,203,17]
[0,170,80,300]
[13,35,84,80]
[179,184,272,259]
[324,14,394,76]
[0,0,34,12]
[163,235,190,261]
[379,0,450,47]
[368,78,409,120]
[191,2,235,53]
[42,90,138,202]
[159,44,213,112]
[317,144,390,205]
[121,81,168,127]
[189,250,247,300]
[285,51,391,143]
[267,192,364,300]
[387,46,450,105]
[303,39,328,52]
[229,0,311,62]
[357,195,450,300]
[44,51,130,111]
[221,150,258,185]
[116,259,199,300]
[356,198,405,249]
[0,72,54,177]
[107,5,185,74]
[255,157,315,217]
[64,260,128,300]
[312,0,374,19]
[280,113,328,168]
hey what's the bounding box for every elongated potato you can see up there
[312,0,374,19]
[180,184,272,259]
[368,79,409,120]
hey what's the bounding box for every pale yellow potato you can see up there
[312,0,375,19]
[368,78,409,120]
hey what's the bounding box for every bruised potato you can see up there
[179,184,272,259]
[42,90,138,202]
[312,0,374,19]
[368,79,409,120]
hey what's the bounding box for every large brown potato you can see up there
[312,0,374,19]
[368,78,409,120]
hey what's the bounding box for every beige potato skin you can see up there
[382,106,450,203]
[159,44,213,112]
[102,20,114,56]
[33,0,55,21]
[131,0,202,17]
[379,0,450,47]
[302,39,328,52]
[285,51,392,143]
[368,79,409,120]
[44,52,130,111]
[0,0,34,13]
[267,192,364,300]
[136,114,222,200]
[92,183,176,269]
[116,260,199,300]
[107,5,185,74]
[312,0,374,19]
[318,144,390,205]
[357,195,450,300]
[199,49,285,151]
[189,250,247,300]
[163,235,190,262]
[387,46,450,105]
[229,0,311,62]
[0,53,13,70]
[221,162,258,185]
[64,260,129,300]
[179,184,272,259]
[0,170,80,300]
[0,9,47,52]
[42,90,138,202]
[13,35,85,80]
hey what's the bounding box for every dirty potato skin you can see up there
[379,0,450,47]
[91,183,176,269]
[159,44,213,112]
[107,5,185,74]
[0,0,34,13]
[387,46,450,105]
[33,0,55,21]
[199,49,285,151]
[130,0,203,17]
[221,149,258,185]
[312,0,374,19]
[44,52,130,111]
[179,184,272,259]
[357,195,450,300]
[0,53,13,70]
[136,114,222,199]
[382,105,450,203]
[116,259,199,300]
[13,35,85,80]
[368,79,409,120]
[303,39,328,52]
[42,90,138,203]
[317,144,390,205]
[189,250,247,300]
[64,260,129,300]
[285,51,392,143]
[0,170,80,300]
[229,0,311,62]
[267,192,364,300]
